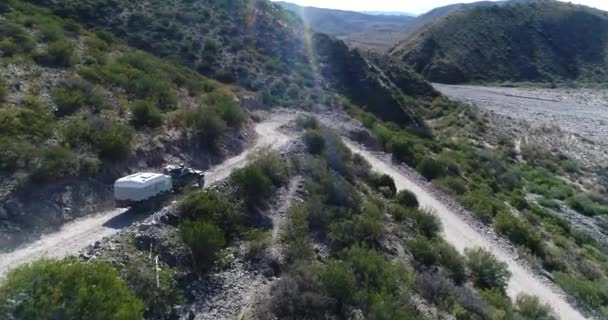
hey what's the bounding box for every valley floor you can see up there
[433,84,608,144]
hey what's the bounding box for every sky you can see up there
[272,0,608,15]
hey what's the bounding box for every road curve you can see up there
[0,113,294,278]
[344,140,587,320]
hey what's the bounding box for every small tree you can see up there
[465,247,511,292]
[179,191,241,236]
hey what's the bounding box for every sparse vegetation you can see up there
[0,259,144,319]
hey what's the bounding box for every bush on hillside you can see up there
[319,260,357,311]
[515,294,557,320]
[204,91,244,127]
[296,114,319,130]
[388,136,416,165]
[34,39,75,67]
[567,194,608,217]
[189,108,226,147]
[303,129,325,155]
[0,259,143,320]
[0,77,7,103]
[465,248,511,292]
[437,242,467,286]
[130,100,163,128]
[179,191,242,236]
[31,145,78,182]
[396,189,419,208]
[413,208,441,238]
[232,165,272,207]
[369,173,397,198]
[407,236,438,267]
[493,211,544,257]
[417,157,448,180]
[122,256,183,318]
[180,220,225,271]
[90,120,134,160]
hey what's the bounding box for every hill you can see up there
[391,0,608,83]
[276,1,413,51]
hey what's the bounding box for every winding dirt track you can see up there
[0,113,294,278]
[344,140,587,320]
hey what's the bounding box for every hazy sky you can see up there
[273,0,608,15]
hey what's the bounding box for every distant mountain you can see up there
[391,0,608,83]
[362,11,417,17]
[276,1,413,51]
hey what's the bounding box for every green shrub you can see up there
[553,272,608,311]
[412,208,441,238]
[0,259,144,320]
[303,129,325,155]
[205,91,244,127]
[296,114,319,129]
[515,294,557,320]
[320,260,356,310]
[465,248,511,292]
[179,191,241,236]
[52,78,107,116]
[369,173,397,198]
[329,202,384,249]
[493,212,544,257]
[396,189,419,208]
[188,108,226,147]
[283,203,315,263]
[180,220,225,271]
[130,100,163,128]
[31,145,78,182]
[407,236,438,266]
[232,164,272,207]
[437,242,466,285]
[35,40,75,67]
[52,84,86,116]
[0,99,54,140]
[122,256,183,318]
[567,194,608,217]
[434,176,468,195]
[388,136,416,165]
[417,157,447,180]
[0,77,7,103]
[90,121,134,160]
[462,189,505,223]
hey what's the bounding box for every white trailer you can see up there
[114,172,173,207]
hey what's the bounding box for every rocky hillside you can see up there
[23,0,436,125]
[0,0,253,248]
[391,0,608,83]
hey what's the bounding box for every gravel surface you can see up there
[434,84,608,143]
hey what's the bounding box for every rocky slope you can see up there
[391,0,608,84]
[0,0,255,249]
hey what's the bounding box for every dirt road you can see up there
[434,83,608,143]
[344,140,587,320]
[0,113,294,278]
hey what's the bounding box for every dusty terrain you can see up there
[434,84,608,144]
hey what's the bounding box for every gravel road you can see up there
[434,84,608,143]
[0,113,295,278]
[344,140,587,320]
